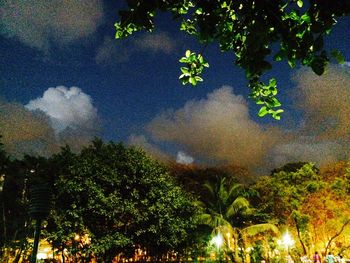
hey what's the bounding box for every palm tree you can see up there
[197,176,278,262]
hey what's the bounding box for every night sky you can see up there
[1,0,350,173]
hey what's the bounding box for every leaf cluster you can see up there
[115,0,350,119]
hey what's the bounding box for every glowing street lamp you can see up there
[282,231,294,261]
[212,232,224,249]
[282,231,294,248]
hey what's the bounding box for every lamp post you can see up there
[29,184,51,263]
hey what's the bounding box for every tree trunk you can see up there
[325,219,350,255]
[294,217,307,255]
[62,243,65,263]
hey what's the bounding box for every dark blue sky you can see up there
[1,1,350,170]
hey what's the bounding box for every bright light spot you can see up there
[211,233,224,248]
[282,231,294,247]
[37,252,48,259]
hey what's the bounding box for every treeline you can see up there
[0,138,350,262]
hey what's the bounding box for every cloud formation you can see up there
[176,151,194,164]
[0,86,99,157]
[0,0,104,51]
[269,65,350,169]
[95,32,176,65]
[0,101,58,157]
[270,139,348,168]
[95,36,130,65]
[294,66,350,138]
[146,86,282,168]
[26,86,98,134]
[134,32,176,54]
[140,65,350,172]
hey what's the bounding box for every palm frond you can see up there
[203,181,216,199]
[226,196,250,218]
[228,183,244,199]
[241,223,279,237]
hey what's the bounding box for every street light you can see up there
[282,231,294,248]
[282,231,294,263]
[212,232,224,249]
[211,232,224,263]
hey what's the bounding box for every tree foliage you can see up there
[115,0,350,119]
[255,162,350,256]
[1,134,350,260]
[47,140,199,261]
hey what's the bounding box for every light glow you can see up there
[211,232,224,248]
[282,231,294,247]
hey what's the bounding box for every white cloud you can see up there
[146,86,282,168]
[95,32,176,65]
[95,36,130,64]
[26,86,98,133]
[176,151,194,164]
[0,0,104,51]
[134,32,176,54]
[0,97,98,157]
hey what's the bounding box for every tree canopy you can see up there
[1,135,350,261]
[115,0,350,119]
[46,140,199,261]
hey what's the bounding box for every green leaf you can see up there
[272,109,284,120]
[180,67,189,74]
[185,50,191,58]
[269,78,277,87]
[297,0,303,8]
[288,58,296,68]
[195,76,203,82]
[301,14,310,23]
[258,106,268,117]
[189,76,197,85]
[195,8,203,15]
[274,53,283,61]
[179,57,188,63]
[331,49,345,64]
